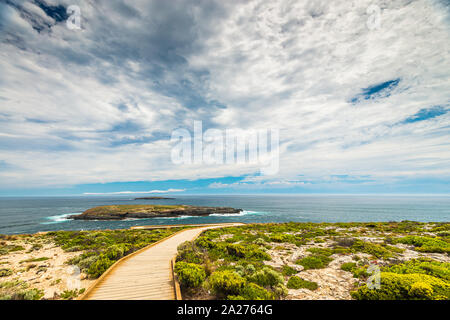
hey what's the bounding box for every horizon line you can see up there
[1,193,450,197]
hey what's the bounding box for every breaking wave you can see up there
[41,213,77,224]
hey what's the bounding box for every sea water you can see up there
[0,195,449,234]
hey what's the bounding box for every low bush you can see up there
[351,265,369,279]
[394,236,450,254]
[235,263,256,277]
[351,272,450,300]
[307,248,333,256]
[87,256,114,278]
[334,238,356,247]
[225,244,271,261]
[340,262,357,272]
[0,245,25,255]
[177,241,204,264]
[60,288,85,300]
[0,280,43,300]
[253,238,266,246]
[273,284,288,298]
[351,240,393,259]
[281,265,298,276]
[174,262,206,288]
[229,283,274,300]
[296,255,332,270]
[269,234,296,243]
[0,268,13,277]
[286,276,318,290]
[382,259,450,281]
[247,267,284,288]
[20,257,49,263]
[208,270,245,298]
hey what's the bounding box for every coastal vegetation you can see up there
[0,227,185,299]
[174,221,450,300]
[1,221,449,300]
[0,280,44,300]
[286,276,318,290]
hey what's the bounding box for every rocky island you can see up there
[69,204,242,220]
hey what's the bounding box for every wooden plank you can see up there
[81,223,244,300]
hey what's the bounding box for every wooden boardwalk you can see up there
[81,223,242,300]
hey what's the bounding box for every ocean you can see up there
[0,195,449,234]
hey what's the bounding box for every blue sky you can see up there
[0,0,449,196]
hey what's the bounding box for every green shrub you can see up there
[174,262,206,288]
[226,244,247,258]
[273,284,288,298]
[340,262,357,272]
[0,245,25,255]
[382,259,450,281]
[225,244,271,261]
[229,283,274,300]
[307,246,351,256]
[352,265,369,279]
[430,224,450,233]
[437,231,450,238]
[0,280,43,300]
[351,240,393,259]
[20,257,49,263]
[409,282,433,299]
[307,248,333,256]
[334,238,356,247]
[287,276,318,290]
[104,244,128,260]
[208,270,245,297]
[60,288,85,300]
[351,272,450,300]
[253,238,266,246]
[0,268,13,277]
[269,234,296,243]
[296,255,332,270]
[394,236,450,254]
[27,243,43,252]
[245,264,256,274]
[332,246,352,254]
[87,256,114,278]
[177,241,204,264]
[78,255,99,271]
[281,265,298,276]
[247,267,284,288]
[22,288,44,300]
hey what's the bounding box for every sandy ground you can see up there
[0,237,94,299]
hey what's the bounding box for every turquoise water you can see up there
[0,195,449,234]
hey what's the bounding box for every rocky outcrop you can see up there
[69,205,242,220]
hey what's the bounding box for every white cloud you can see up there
[0,0,449,191]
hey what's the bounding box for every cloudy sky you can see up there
[0,0,449,196]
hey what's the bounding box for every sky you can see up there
[0,0,449,196]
